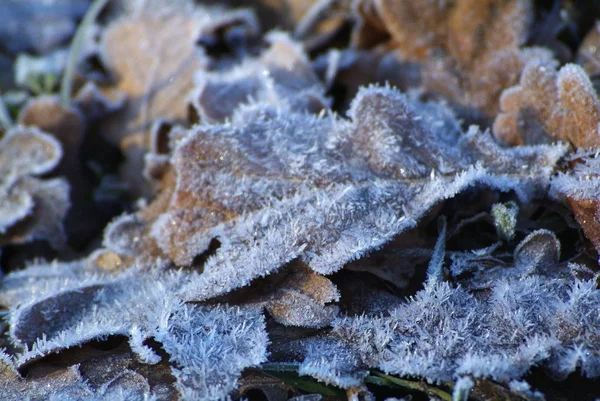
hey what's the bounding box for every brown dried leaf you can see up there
[0,357,95,400]
[264,263,340,328]
[551,154,600,253]
[100,86,565,304]
[98,11,206,197]
[350,0,541,116]
[0,345,177,401]
[494,61,600,147]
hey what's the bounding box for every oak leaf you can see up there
[101,85,566,306]
[494,60,600,148]
[349,0,545,116]
[98,10,206,197]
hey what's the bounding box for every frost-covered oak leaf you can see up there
[328,231,600,385]
[0,348,162,401]
[351,0,549,116]
[494,60,600,148]
[98,9,206,197]
[105,85,566,305]
[551,153,600,253]
[577,21,600,77]
[2,260,268,401]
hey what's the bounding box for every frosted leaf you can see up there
[0,359,95,401]
[0,126,62,182]
[0,348,163,401]
[112,85,566,305]
[494,60,600,148]
[0,126,69,248]
[17,94,121,248]
[0,177,70,248]
[3,260,268,400]
[351,0,546,116]
[513,229,560,272]
[550,153,600,253]
[262,263,340,328]
[354,0,531,60]
[0,186,33,236]
[190,32,328,123]
[331,230,600,384]
[98,370,153,401]
[449,242,503,277]
[577,21,600,77]
[103,214,147,257]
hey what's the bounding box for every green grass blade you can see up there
[60,0,110,107]
[367,371,453,401]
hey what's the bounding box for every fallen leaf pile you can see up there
[2,1,600,400]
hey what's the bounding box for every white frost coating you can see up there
[129,326,161,365]
[298,338,368,389]
[191,32,328,123]
[508,380,545,400]
[332,241,600,384]
[158,86,565,303]
[157,304,268,401]
[4,263,269,400]
[550,152,600,201]
[426,216,446,284]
